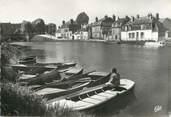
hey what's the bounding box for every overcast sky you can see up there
[0,0,171,26]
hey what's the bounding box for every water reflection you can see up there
[12,41,169,117]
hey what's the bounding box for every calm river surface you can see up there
[13,41,170,117]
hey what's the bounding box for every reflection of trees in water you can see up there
[84,91,137,117]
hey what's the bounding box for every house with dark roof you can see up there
[121,13,167,42]
[89,15,114,40]
[60,19,79,39]
[159,18,171,39]
[111,16,130,41]
[46,23,56,35]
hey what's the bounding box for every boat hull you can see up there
[47,79,135,111]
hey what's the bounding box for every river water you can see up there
[13,41,170,117]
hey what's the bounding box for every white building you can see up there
[121,13,166,42]
[73,31,88,40]
[59,20,79,40]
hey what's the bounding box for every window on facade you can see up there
[132,33,135,38]
[129,33,131,38]
[125,26,128,31]
[128,26,131,31]
[115,35,117,39]
[141,25,143,30]
[141,32,144,38]
[136,32,139,39]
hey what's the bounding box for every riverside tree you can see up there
[76,12,89,29]
[32,18,46,34]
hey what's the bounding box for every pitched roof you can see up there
[126,16,153,25]
[112,18,129,27]
[159,18,171,31]
[91,17,113,26]
[61,20,77,28]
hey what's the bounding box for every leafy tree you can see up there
[46,23,56,35]
[21,21,33,34]
[76,12,89,28]
[32,18,46,34]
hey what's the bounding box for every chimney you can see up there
[95,17,98,22]
[113,15,116,21]
[70,19,74,24]
[125,15,130,21]
[148,13,153,19]
[156,13,159,20]
[62,20,65,25]
[131,16,135,22]
[117,17,120,21]
[58,26,60,29]
[136,14,140,19]
[104,15,108,19]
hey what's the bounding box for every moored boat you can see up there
[33,79,91,100]
[19,56,36,64]
[34,69,93,91]
[47,79,135,111]
[86,71,111,87]
[11,62,76,75]
[19,66,83,86]
[36,71,109,91]
[144,41,166,48]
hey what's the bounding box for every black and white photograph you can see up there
[0,0,171,117]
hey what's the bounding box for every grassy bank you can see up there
[1,83,95,116]
[1,42,94,117]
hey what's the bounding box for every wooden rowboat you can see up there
[86,72,111,87]
[33,69,93,91]
[19,67,83,86]
[47,79,135,111]
[19,56,36,64]
[33,79,91,100]
[34,71,108,91]
[11,62,76,75]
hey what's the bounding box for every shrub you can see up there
[1,83,49,116]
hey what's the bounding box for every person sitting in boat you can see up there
[105,68,120,87]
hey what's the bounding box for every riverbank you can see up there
[31,34,118,43]
[31,34,171,46]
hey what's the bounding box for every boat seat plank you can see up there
[75,101,94,107]
[34,88,66,95]
[105,91,118,96]
[28,85,42,89]
[82,98,101,104]
[117,90,126,94]
[68,84,105,98]
[97,92,115,98]
[88,72,108,76]
[90,95,107,101]
[65,68,81,74]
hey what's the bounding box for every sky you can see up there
[0,0,171,26]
